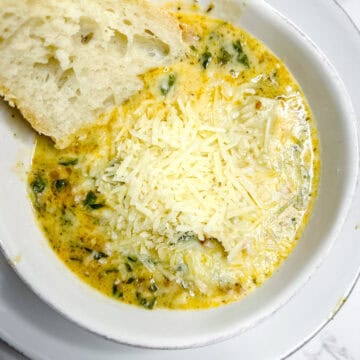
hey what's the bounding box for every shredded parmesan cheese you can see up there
[29,13,318,308]
[74,62,313,294]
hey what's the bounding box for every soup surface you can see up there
[29,13,319,310]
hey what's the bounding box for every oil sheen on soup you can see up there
[28,13,320,310]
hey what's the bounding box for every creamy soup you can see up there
[29,13,319,310]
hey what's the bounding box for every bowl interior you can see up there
[0,0,358,349]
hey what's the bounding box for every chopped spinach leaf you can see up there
[31,175,46,194]
[112,283,118,295]
[84,191,96,205]
[58,158,78,166]
[55,179,68,191]
[237,52,250,67]
[88,203,104,209]
[93,251,108,260]
[176,263,188,273]
[83,191,104,210]
[148,282,158,293]
[160,73,177,95]
[126,277,135,284]
[177,231,198,242]
[201,51,212,69]
[218,47,232,65]
[233,40,250,68]
[112,283,122,297]
[125,263,133,272]
[105,268,119,274]
[69,257,82,262]
[136,292,157,310]
[233,40,244,53]
[127,255,137,262]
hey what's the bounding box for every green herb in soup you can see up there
[29,13,319,310]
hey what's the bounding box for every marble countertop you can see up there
[1,1,359,359]
[293,1,360,358]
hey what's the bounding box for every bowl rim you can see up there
[0,0,359,350]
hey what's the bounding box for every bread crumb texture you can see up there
[0,0,185,148]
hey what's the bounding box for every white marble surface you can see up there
[1,1,359,359]
[340,0,360,28]
[292,282,360,360]
[290,1,360,358]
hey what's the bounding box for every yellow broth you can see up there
[29,13,320,310]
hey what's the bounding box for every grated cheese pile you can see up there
[73,64,313,294]
[29,13,318,308]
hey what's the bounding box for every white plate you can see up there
[1,0,360,358]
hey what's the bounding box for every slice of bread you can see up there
[0,0,185,148]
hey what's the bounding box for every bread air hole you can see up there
[133,34,170,59]
[33,57,61,84]
[81,32,94,44]
[69,89,81,104]
[102,94,116,108]
[33,57,77,91]
[109,29,128,56]
[144,29,155,36]
[0,16,23,41]
[78,17,99,45]
[68,96,77,104]
[58,68,76,89]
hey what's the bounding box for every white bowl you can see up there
[0,0,358,349]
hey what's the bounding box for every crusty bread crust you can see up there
[0,0,185,148]
[0,83,60,145]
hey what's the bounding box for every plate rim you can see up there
[0,0,355,354]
